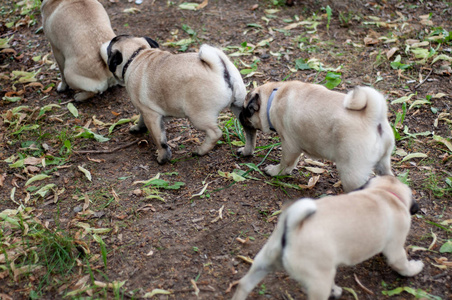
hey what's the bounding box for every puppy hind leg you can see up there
[232,243,282,300]
[302,270,337,300]
[129,114,148,134]
[64,73,108,101]
[51,47,68,92]
[190,117,222,156]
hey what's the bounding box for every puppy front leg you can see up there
[237,127,256,157]
[141,109,171,164]
[384,246,424,277]
[264,140,300,176]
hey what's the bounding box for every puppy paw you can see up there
[331,285,342,299]
[129,124,147,135]
[237,147,253,157]
[57,81,68,92]
[74,91,96,102]
[264,164,282,176]
[400,260,424,277]
[156,149,172,165]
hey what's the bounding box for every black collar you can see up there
[266,88,278,132]
[122,47,145,80]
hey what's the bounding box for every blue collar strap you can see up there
[266,88,278,132]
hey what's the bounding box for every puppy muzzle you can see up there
[239,111,254,130]
[410,202,419,215]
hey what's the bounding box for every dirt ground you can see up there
[0,0,451,299]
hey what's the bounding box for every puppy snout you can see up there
[239,111,252,129]
[410,202,419,215]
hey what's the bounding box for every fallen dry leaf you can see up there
[0,173,6,187]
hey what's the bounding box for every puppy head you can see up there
[100,35,159,84]
[239,90,262,130]
[366,175,418,215]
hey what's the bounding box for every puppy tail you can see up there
[282,199,317,249]
[285,199,317,231]
[198,44,246,109]
[343,86,388,123]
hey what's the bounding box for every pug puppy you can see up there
[101,35,249,164]
[238,81,395,192]
[232,175,423,300]
[41,0,118,101]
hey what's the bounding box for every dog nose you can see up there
[410,202,419,215]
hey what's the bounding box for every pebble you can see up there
[73,206,82,213]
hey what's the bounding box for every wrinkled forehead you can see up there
[244,89,258,105]
[107,35,132,56]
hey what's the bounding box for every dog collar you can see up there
[388,191,402,202]
[121,47,145,80]
[266,88,278,132]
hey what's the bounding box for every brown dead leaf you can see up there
[434,257,452,267]
[1,48,17,55]
[42,86,53,93]
[236,237,249,244]
[0,293,12,300]
[83,193,90,212]
[237,255,253,264]
[23,157,42,165]
[364,37,379,45]
[111,111,121,116]
[26,166,40,174]
[13,264,43,282]
[299,175,320,189]
[111,188,120,202]
[87,156,105,163]
[196,0,208,10]
[25,82,44,89]
[386,47,399,59]
[0,173,6,187]
[132,188,143,196]
[419,15,433,26]
[137,204,156,212]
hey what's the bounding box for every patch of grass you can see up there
[423,173,452,198]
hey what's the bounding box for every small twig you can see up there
[353,273,374,295]
[74,139,141,154]
[414,68,433,89]
[59,99,75,105]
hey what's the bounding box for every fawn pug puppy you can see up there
[101,35,249,164]
[232,175,423,300]
[41,0,118,101]
[238,81,395,192]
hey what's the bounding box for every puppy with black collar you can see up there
[238,81,395,192]
[101,35,250,164]
[41,0,118,101]
[232,175,423,300]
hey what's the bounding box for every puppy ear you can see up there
[244,93,260,117]
[144,37,159,48]
[107,50,123,73]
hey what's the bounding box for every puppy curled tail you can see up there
[282,199,317,249]
[343,86,388,124]
[198,44,247,108]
